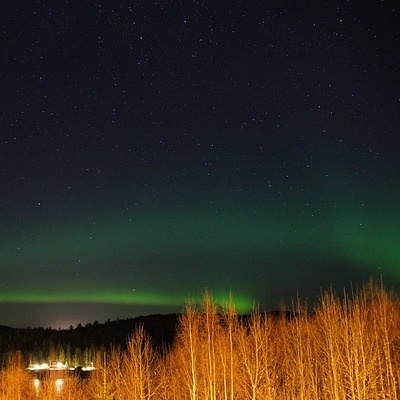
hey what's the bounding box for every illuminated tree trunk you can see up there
[0,351,33,400]
[175,301,200,400]
[220,296,238,400]
[237,310,274,400]
[118,324,160,400]
[86,351,115,400]
[315,290,345,400]
[371,281,399,399]
[280,300,319,400]
[202,290,218,400]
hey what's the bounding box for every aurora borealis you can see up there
[1,1,399,327]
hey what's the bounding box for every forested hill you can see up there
[0,314,178,367]
[0,311,296,368]
[0,325,14,334]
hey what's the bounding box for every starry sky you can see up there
[1,1,399,328]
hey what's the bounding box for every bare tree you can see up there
[219,294,239,400]
[0,351,33,400]
[201,290,219,400]
[236,309,276,400]
[85,351,115,400]
[118,324,160,400]
[174,300,202,400]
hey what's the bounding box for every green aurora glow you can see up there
[1,1,399,329]
[1,192,399,318]
[0,290,252,313]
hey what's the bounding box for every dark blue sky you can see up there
[1,0,399,328]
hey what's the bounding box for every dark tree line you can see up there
[0,314,178,368]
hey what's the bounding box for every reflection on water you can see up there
[32,377,64,394]
[29,364,93,395]
[55,378,64,392]
[33,378,40,395]
[29,362,94,395]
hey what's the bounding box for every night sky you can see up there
[1,1,399,328]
